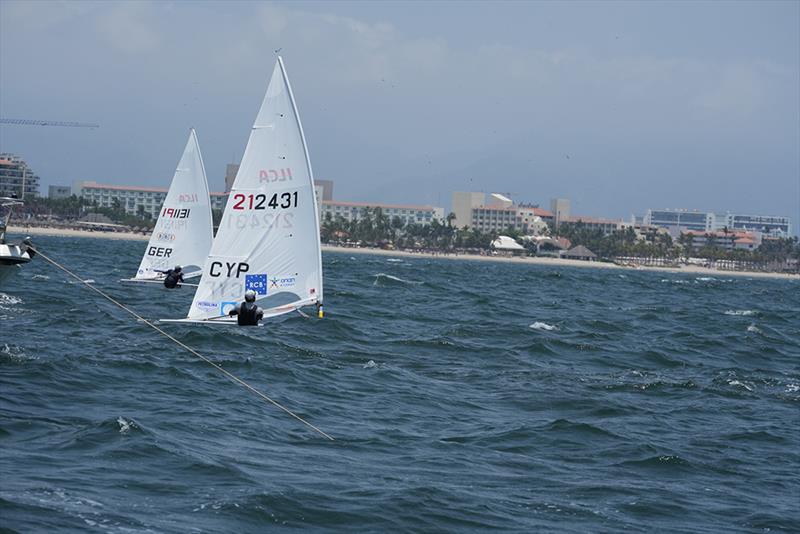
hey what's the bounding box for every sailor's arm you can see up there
[228,304,241,316]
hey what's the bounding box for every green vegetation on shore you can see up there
[321,208,799,268]
[10,200,799,268]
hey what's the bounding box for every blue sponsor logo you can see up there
[245,273,268,295]
[220,301,238,316]
[196,300,218,310]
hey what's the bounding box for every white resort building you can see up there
[72,181,228,219]
[319,200,444,226]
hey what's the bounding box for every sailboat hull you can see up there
[0,244,31,285]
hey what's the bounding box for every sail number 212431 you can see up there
[232,192,298,211]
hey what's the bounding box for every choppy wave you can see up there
[373,273,423,285]
[1,343,35,362]
[0,293,22,306]
[746,323,763,334]
[2,236,798,533]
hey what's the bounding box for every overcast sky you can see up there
[1,0,798,226]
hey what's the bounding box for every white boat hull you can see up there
[0,244,32,284]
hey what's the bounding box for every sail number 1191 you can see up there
[232,192,298,211]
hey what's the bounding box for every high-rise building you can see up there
[644,209,714,235]
[48,185,72,199]
[315,179,333,201]
[644,208,791,238]
[725,214,791,237]
[550,198,571,228]
[452,192,486,228]
[0,154,40,198]
[224,163,239,193]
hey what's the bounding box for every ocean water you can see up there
[1,235,798,533]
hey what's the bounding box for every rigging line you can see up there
[29,245,334,441]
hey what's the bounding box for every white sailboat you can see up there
[122,129,212,286]
[163,57,323,324]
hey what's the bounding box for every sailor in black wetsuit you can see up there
[228,289,264,326]
[157,265,184,288]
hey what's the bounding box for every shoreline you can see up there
[9,225,798,280]
[322,245,799,280]
[8,225,150,241]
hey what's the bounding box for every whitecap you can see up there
[386,258,404,263]
[724,310,756,316]
[746,323,763,334]
[786,384,799,393]
[363,360,377,369]
[0,293,22,306]
[728,379,754,392]
[373,273,422,285]
[116,417,135,434]
[0,343,34,361]
[31,274,50,280]
[530,321,558,331]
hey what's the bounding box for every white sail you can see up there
[132,129,213,281]
[181,57,323,322]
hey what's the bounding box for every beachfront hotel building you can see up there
[454,191,624,236]
[72,178,442,227]
[0,154,40,198]
[724,214,791,237]
[319,200,444,226]
[559,216,623,235]
[644,209,714,234]
[72,181,228,219]
[644,208,791,238]
[682,230,762,251]
[48,185,72,199]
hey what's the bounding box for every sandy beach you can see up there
[8,225,798,280]
[322,244,799,280]
[8,225,150,242]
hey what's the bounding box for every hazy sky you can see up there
[1,0,798,226]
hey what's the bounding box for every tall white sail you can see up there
[181,57,323,322]
[132,129,213,281]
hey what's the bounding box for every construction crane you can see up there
[0,118,99,129]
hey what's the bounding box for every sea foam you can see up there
[724,310,757,316]
[373,273,423,285]
[746,324,763,334]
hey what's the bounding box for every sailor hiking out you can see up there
[228,290,264,326]
[157,265,184,288]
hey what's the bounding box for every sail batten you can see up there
[184,58,323,322]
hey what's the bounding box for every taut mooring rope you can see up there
[29,245,334,441]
